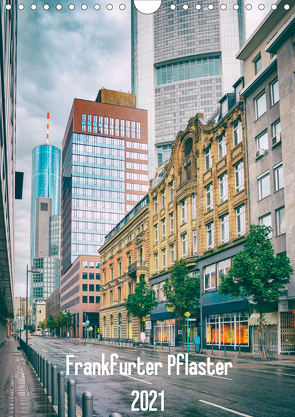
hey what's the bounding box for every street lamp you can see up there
[26,265,40,345]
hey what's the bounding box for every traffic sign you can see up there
[184,312,190,317]
[142,317,145,322]
[86,320,90,325]
[89,327,93,331]
[188,318,196,321]
[145,320,151,330]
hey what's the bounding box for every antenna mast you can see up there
[46,112,50,145]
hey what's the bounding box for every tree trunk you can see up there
[259,312,266,360]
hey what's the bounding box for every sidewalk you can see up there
[0,338,56,417]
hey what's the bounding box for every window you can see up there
[258,172,270,200]
[235,82,243,102]
[259,213,272,238]
[96,262,100,268]
[89,261,94,268]
[204,264,216,291]
[236,205,246,236]
[257,131,268,151]
[234,161,244,193]
[255,92,266,119]
[137,121,141,139]
[89,284,94,292]
[103,271,106,283]
[83,296,87,303]
[96,296,100,304]
[193,230,197,255]
[170,244,174,264]
[169,182,173,200]
[162,218,166,239]
[222,99,228,117]
[170,212,174,234]
[83,260,88,268]
[276,207,286,235]
[154,196,158,213]
[182,233,187,257]
[217,259,231,287]
[218,136,226,159]
[89,273,94,280]
[233,120,242,147]
[181,199,187,224]
[82,273,87,280]
[83,284,87,291]
[103,293,106,306]
[155,253,158,272]
[96,284,100,291]
[254,56,262,75]
[118,287,122,302]
[206,183,213,211]
[161,190,165,207]
[220,214,229,243]
[89,296,94,304]
[205,148,212,171]
[192,194,196,219]
[96,273,100,280]
[154,224,158,243]
[272,119,281,136]
[119,262,122,276]
[207,222,214,249]
[219,173,228,203]
[162,249,166,268]
[111,267,114,280]
[271,79,279,105]
[110,291,113,304]
[274,163,283,191]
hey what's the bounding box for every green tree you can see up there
[218,225,293,359]
[47,315,54,332]
[124,280,158,332]
[163,259,200,349]
[39,321,45,329]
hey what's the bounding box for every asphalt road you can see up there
[28,337,295,417]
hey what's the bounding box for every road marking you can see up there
[204,374,232,381]
[123,374,152,385]
[249,369,295,377]
[199,400,252,417]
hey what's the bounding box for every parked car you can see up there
[35,328,43,337]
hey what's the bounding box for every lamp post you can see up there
[26,265,40,345]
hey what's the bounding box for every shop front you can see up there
[206,311,249,348]
[154,319,176,346]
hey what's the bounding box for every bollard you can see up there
[67,379,76,417]
[40,356,43,385]
[47,361,52,396]
[52,365,58,406]
[224,343,227,357]
[58,371,65,417]
[109,414,123,417]
[43,358,47,391]
[82,391,93,417]
[212,342,214,355]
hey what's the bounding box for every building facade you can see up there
[0,1,17,343]
[61,89,148,275]
[99,196,149,343]
[131,0,245,176]
[60,255,100,338]
[237,0,295,353]
[149,78,250,350]
[46,288,60,320]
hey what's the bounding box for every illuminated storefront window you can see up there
[206,312,249,347]
[154,319,175,346]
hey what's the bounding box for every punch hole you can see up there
[170,4,176,10]
[56,4,62,10]
[43,4,50,10]
[31,4,37,10]
[245,4,252,10]
[5,4,12,10]
[208,4,214,10]
[183,4,189,10]
[69,4,75,10]
[107,4,113,10]
[195,4,201,10]
[258,4,265,10]
[94,4,100,10]
[119,4,125,10]
[81,4,88,10]
[233,4,239,10]
[271,4,277,9]
[220,4,227,10]
[18,4,24,9]
[284,4,290,10]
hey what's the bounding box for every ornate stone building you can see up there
[149,78,250,350]
[99,196,149,342]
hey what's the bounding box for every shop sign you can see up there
[145,320,151,330]
[279,301,289,312]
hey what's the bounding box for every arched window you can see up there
[110,315,113,338]
[110,290,113,304]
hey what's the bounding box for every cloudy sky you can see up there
[15,0,273,296]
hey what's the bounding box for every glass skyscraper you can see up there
[131,0,245,177]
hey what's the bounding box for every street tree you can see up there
[218,224,293,359]
[124,279,158,332]
[163,259,200,349]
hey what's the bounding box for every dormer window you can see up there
[235,82,243,102]
[222,99,228,117]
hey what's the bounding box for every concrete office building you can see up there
[237,0,295,353]
[46,288,60,320]
[0,1,17,343]
[61,89,148,275]
[131,0,245,177]
[30,144,61,325]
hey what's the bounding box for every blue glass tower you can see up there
[30,145,61,263]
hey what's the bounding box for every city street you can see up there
[29,337,295,417]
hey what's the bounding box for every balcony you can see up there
[127,261,147,275]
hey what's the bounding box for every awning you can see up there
[249,312,278,326]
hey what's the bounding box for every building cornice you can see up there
[266,12,295,54]
[240,57,277,98]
